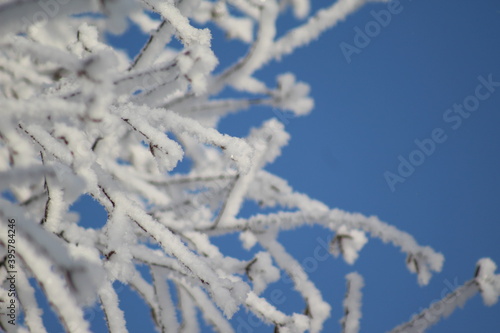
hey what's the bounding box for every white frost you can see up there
[0,0,491,332]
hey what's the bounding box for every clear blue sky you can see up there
[55,1,500,332]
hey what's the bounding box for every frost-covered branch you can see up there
[389,258,500,333]
[341,272,364,333]
[208,209,444,285]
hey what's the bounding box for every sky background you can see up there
[44,0,500,332]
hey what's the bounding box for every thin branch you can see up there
[341,272,364,333]
[389,279,479,333]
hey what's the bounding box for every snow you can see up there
[475,258,500,306]
[246,252,280,295]
[341,272,364,333]
[329,226,368,265]
[151,266,180,332]
[98,281,128,332]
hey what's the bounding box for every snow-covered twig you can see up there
[341,272,364,333]
[389,258,500,333]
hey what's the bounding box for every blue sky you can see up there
[54,0,500,332]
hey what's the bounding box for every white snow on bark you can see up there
[475,258,500,306]
[341,272,364,333]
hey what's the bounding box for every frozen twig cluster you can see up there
[0,0,498,332]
